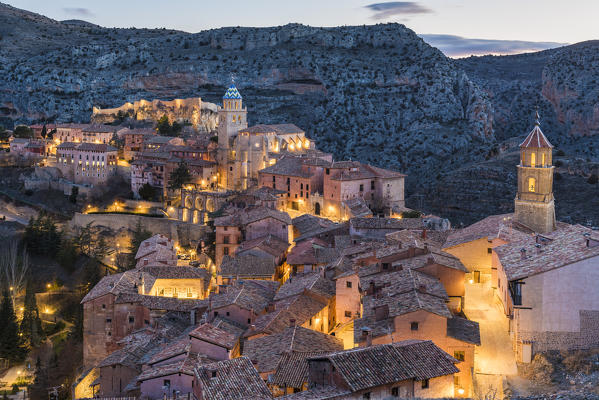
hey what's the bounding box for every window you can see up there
[163,379,171,389]
[359,184,364,192]
[326,168,330,175]
[345,311,352,318]
[528,177,536,192]
[346,281,352,288]
[129,316,134,324]
[411,322,419,331]
[542,153,546,166]
[224,236,230,244]
[391,387,399,397]
[487,248,492,254]
[421,379,429,389]
[102,304,106,309]
[106,318,112,323]
[363,393,371,399]
[530,152,536,167]
[226,311,230,316]
[144,319,150,325]
[306,184,309,191]
[214,311,218,317]
[247,318,251,324]
[454,351,465,362]
[211,371,217,378]
[223,247,229,256]
[371,181,375,190]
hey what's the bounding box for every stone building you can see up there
[121,128,156,161]
[55,142,118,185]
[82,124,117,144]
[55,123,89,144]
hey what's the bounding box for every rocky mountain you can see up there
[0,3,597,226]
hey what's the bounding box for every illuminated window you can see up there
[530,152,536,167]
[528,177,536,192]
[542,153,546,166]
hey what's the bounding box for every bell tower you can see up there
[514,111,556,233]
[216,85,247,189]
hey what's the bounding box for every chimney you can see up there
[520,248,527,260]
[368,281,376,295]
[418,284,427,293]
[289,319,296,327]
[360,327,372,347]
[397,242,402,249]
[421,229,427,239]
[408,247,415,258]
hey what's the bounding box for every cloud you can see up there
[62,7,94,17]
[365,2,432,20]
[419,34,566,58]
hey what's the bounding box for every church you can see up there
[443,113,599,363]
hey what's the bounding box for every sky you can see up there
[9,0,599,57]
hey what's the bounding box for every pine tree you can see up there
[168,161,192,191]
[20,281,45,347]
[0,290,26,362]
[92,236,110,262]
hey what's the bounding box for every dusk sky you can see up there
[10,0,599,57]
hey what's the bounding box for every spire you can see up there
[520,109,552,149]
[534,107,540,126]
[223,84,242,100]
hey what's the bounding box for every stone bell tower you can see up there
[514,111,556,233]
[216,85,247,189]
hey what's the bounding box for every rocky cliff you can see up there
[1,3,597,226]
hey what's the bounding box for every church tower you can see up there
[216,85,247,189]
[514,111,556,233]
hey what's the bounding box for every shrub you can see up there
[401,210,422,218]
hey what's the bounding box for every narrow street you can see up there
[464,278,518,399]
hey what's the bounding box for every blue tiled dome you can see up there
[223,85,242,99]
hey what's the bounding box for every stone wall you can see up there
[70,212,211,247]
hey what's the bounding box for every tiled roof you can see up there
[343,197,373,218]
[98,330,164,369]
[139,295,208,312]
[244,294,327,337]
[520,120,553,149]
[81,270,138,303]
[329,161,405,181]
[135,234,174,259]
[55,142,76,149]
[279,386,350,400]
[350,217,424,230]
[219,254,276,279]
[210,281,277,315]
[147,337,189,366]
[313,340,458,392]
[214,206,291,227]
[211,316,247,338]
[83,124,116,133]
[235,234,289,258]
[443,213,531,248]
[259,155,312,178]
[447,317,481,345]
[239,124,304,136]
[286,239,339,266]
[222,85,242,100]
[138,353,202,382]
[243,326,343,373]
[292,215,337,236]
[495,223,599,281]
[194,357,273,400]
[271,350,331,388]
[189,323,239,349]
[274,272,335,302]
[76,143,117,152]
[139,265,210,280]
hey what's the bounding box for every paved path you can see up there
[0,364,26,389]
[464,280,518,399]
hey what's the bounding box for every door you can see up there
[314,203,321,215]
[473,271,480,283]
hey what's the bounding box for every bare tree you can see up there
[0,240,29,303]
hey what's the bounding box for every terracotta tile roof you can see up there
[292,215,337,236]
[189,323,239,349]
[350,217,424,231]
[239,123,304,136]
[520,122,553,149]
[138,353,203,382]
[135,234,174,259]
[83,124,116,133]
[98,330,164,369]
[210,281,277,314]
[443,213,527,248]
[259,155,312,178]
[278,386,350,400]
[311,340,457,392]
[194,357,273,400]
[75,143,117,152]
[286,239,339,266]
[294,222,349,244]
[219,254,276,279]
[274,272,335,302]
[235,234,289,259]
[244,294,327,338]
[211,316,247,338]
[214,206,291,227]
[147,337,189,366]
[243,326,343,373]
[495,223,599,281]
[81,270,138,303]
[139,295,208,312]
[447,317,481,345]
[343,197,373,218]
[329,161,405,181]
[139,265,210,280]
[271,350,331,388]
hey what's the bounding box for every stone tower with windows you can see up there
[216,85,247,189]
[514,112,556,233]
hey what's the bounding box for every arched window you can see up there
[530,152,536,167]
[542,153,546,167]
[232,115,236,123]
[528,177,536,192]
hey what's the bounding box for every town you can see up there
[0,81,597,400]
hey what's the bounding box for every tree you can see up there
[12,125,33,139]
[73,221,95,256]
[138,183,156,201]
[168,161,192,191]
[40,125,47,139]
[92,236,110,262]
[23,212,61,256]
[0,240,29,303]
[19,281,45,347]
[127,220,152,269]
[157,115,172,136]
[0,290,26,362]
[109,132,124,150]
[69,186,78,204]
[0,126,10,142]
[56,237,78,273]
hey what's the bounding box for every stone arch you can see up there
[184,195,192,209]
[206,198,215,213]
[528,177,536,193]
[195,196,204,211]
